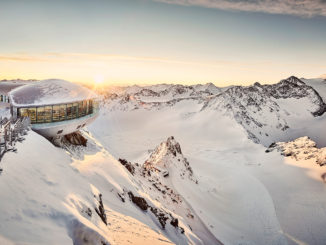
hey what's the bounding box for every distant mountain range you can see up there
[2,75,326,245]
[99,76,326,146]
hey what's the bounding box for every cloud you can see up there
[153,0,326,17]
[0,52,244,68]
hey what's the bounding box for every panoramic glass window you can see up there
[79,101,86,117]
[88,100,93,114]
[16,99,98,124]
[85,100,89,115]
[59,104,66,121]
[27,108,36,123]
[18,108,29,118]
[52,105,60,122]
[37,107,45,123]
[72,103,78,119]
[66,104,72,120]
[44,106,52,123]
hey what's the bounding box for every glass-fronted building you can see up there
[17,99,99,124]
[8,79,99,138]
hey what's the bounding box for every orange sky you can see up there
[1,53,325,86]
[1,0,325,86]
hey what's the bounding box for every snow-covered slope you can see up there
[302,78,326,101]
[100,76,326,146]
[2,76,326,245]
[88,76,326,244]
[89,87,326,244]
[0,131,207,245]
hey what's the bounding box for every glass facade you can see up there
[17,99,98,124]
[72,103,78,119]
[52,105,60,122]
[44,106,52,123]
[37,107,45,123]
[59,104,66,121]
[27,108,36,123]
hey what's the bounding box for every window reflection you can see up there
[72,103,78,119]
[59,104,66,121]
[89,100,93,114]
[44,106,52,123]
[52,105,60,122]
[27,108,36,123]
[79,101,86,117]
[37,107,45,123]
[19,108,29,118]
[66,104,72,120]
[16,99,98,124]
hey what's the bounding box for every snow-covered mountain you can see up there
[2,76,326,245]
[266,136,326,166]
[0,131,211,245]
[100,76,326,146]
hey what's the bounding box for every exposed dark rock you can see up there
[128,191,148,211]
[64,131,87,146]
[166,136,182,156]
[82,207,92,218]
[163,171,169,177]
[117,193,125,202]
[150,207,169,229]
[126,191,184,233]
[118,158,135,175]
[95,194,107,225]
[170,217,179,228]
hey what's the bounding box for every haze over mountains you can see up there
[1,76,326,245]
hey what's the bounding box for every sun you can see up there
[94,74,104,84]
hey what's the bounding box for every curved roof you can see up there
[9,79,98,107]
[0,81,28,95]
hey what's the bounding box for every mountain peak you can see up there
[144,136,196,182]
[145,136,182,167]
[283,76,305,85]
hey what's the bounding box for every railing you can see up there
[0,116,30,162]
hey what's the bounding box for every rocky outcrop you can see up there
[126,191,184,232]
[266,136,326,166]
[118,158,135,175]
[128,191,148,211]
[201,76,326,144]
[63,131,87,146]
[144,136,196,182]
[94,193,107,225]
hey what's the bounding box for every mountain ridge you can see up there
[100,76,326,145]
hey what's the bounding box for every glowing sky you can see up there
[0,0,325,86]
